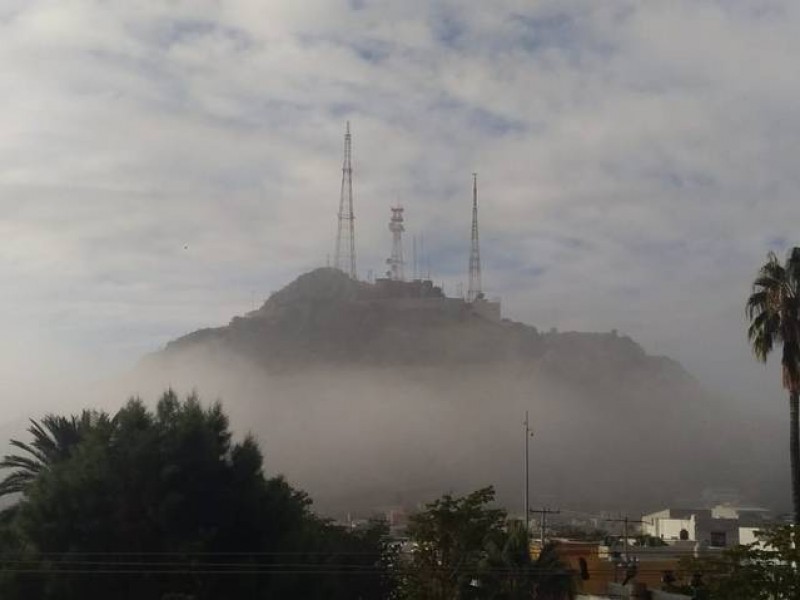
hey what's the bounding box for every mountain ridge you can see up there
[153,268,693,392]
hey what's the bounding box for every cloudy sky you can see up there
[2,0,799,414]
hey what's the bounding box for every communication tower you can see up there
[386,206,405,281]
[467,173,483,302]
[334,122,357,278]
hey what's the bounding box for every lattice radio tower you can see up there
[334,122,357,278]
[467,173,482,302]
[387,206,405,281]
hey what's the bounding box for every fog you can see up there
[0,280,791,521]
[80,351,784,519]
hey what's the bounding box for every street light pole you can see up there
[524,411,532,538]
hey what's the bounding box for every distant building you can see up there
[642,504,772,548]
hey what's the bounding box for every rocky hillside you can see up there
[153,268,692,393]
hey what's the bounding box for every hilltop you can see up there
[153,268,690,393]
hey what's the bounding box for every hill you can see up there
[139,268,785,517]
[154,268,689,384]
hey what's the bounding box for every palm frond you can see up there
[748,250,800,390]
[0,411,98,498]
[747,310,774,340]
[0,470,36,495]
[0,455,43,473]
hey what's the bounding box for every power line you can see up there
[605,516,650,562]
[530,508,561,545]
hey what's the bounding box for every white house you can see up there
[642,504,771,548]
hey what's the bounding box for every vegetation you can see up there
[0,411,105,497]
[0,393,577,599]
[747,247,800,526]
[398,486,575,599]
[0,391,390,599]
[676,526,800,599]
[549,525,608,542]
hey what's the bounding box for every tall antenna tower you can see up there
[412,235,418,280]
[387,206,405,281]
[467,173,483,302]
[334,122,356,278]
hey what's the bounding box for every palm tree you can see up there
[0,411,101,497]
[481,520,535,598]
[532,542,576,600]
[746,247,800,526]
[481,523,576,600]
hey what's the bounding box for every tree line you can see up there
[0,390,574,599]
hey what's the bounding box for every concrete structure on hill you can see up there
[368,276,501,321]
[386,205,406,281]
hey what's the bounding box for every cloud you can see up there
[0,0,799,413]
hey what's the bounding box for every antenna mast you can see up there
[387,206,405,281]
[334,122,357,278]
[412,235,418,280]
[467,173,482,302]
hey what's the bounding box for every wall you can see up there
[554,542,683,597]
[711,504,738,519]
[651,516,695,541]
[652,592,691,600]
[695,515,740,547]
[739,526,760,546]
[606,583,690,600]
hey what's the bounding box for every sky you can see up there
[1,0,799,416]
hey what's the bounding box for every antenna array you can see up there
[334,122,357,278]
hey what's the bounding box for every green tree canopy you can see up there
[678,526,800,600]
[400,486,575,600]
[0,391,390,600]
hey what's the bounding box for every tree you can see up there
[0,391,390,599]
[401,486,506,599]
[400,487,575,599]
[746,247,800,526]
[529,543,576,600]
[678,526,800,599]
[481,520,535,598]
[0,411,106,497]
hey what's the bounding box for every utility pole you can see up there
[524,411,533,538]
[530,508,560,545]
[605,516,647,562]
[412,235,418,280]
